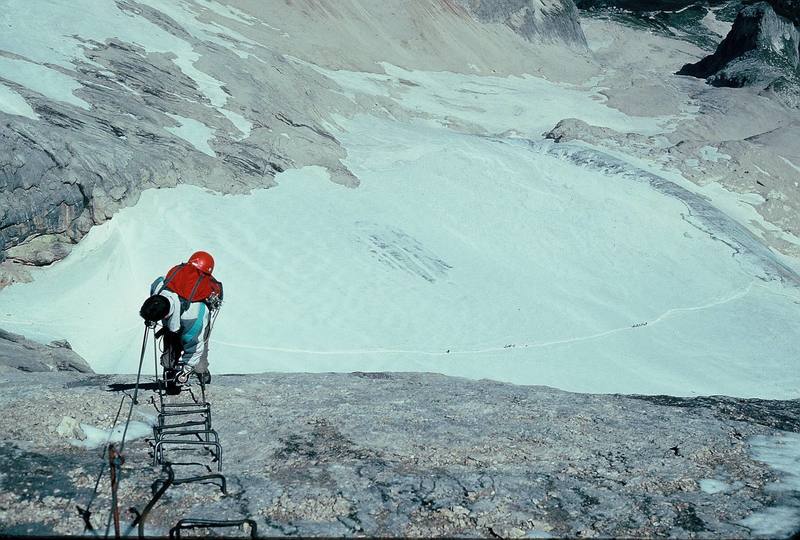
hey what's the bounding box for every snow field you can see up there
[1,115,798,398]
[302,61,683,137]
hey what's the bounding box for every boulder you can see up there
[54,416,86,440]
[0,329,94,373]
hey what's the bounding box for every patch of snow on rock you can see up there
[301,59,675,136]
[740,431,800,536]
[0,82,37,119]
[699,478,730,494]
[701,9,733,37]
[0,56,90,110]
[220,108,253,138]
[73,420,154,449]
[0,0,231,110]
[165,113,217,156]
[698,145,731,163]
[194,0,259,26]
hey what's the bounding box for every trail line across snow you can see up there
[211,279,767,357]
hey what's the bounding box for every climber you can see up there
[139,250,223,388]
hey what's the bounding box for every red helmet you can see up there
[188,251,215,274]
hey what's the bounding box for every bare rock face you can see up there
[0,0,590,274]
[0,371,798,537]
[0,329,94,373]
[0,40,326,267]
[766,0,800,25]
[677,2,800,104]
[453,0,588,47]
[575,1,743,52]
[576,0,731,8]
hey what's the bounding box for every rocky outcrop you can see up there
[0,329,93,373]
[576,1,744,50]
[576,0,733,10]
[0,371,798,536]
[453,0,587,47]
[0,31,346,268]
[765,0,800,25]
[0,0,592,275]
[678,2,800,104]
[544,117,800,258]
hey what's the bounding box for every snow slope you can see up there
[1,57,798,398]
[2,118,799,398]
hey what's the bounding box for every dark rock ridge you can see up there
[0,328,93,373]
[678,2,800,104]
[453,0,588,47]
[576,0,731,9]
[576,1,744,49]
[0,371,798,537]
[765,0,800,25]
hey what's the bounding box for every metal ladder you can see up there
[131,364,256,538]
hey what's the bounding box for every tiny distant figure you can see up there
[140,251,223,389]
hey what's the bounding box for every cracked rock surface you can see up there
[0,370,798,537]
[0,329,93,374]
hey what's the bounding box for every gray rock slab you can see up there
[0,328,93,373]
[0,370,797,537]
[453,0,587,47]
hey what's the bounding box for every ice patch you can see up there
[740,431,800,537]
[740,506,800,537]
[0,82,37,119]
[165,113,216,156]
[525,531,555,538]
[699,479,730,494]
[298,59,675,137]
[749,432,800,491]
[220,108,252,138]
[194,0,258,25]
[0,56,90,110]
[72,421,154,449]
[701,10,733,37]
[698,145,731,163]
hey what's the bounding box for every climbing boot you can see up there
[195,370,211,385]
[163,369,181,395]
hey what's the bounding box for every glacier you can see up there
[1,108,798,398]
